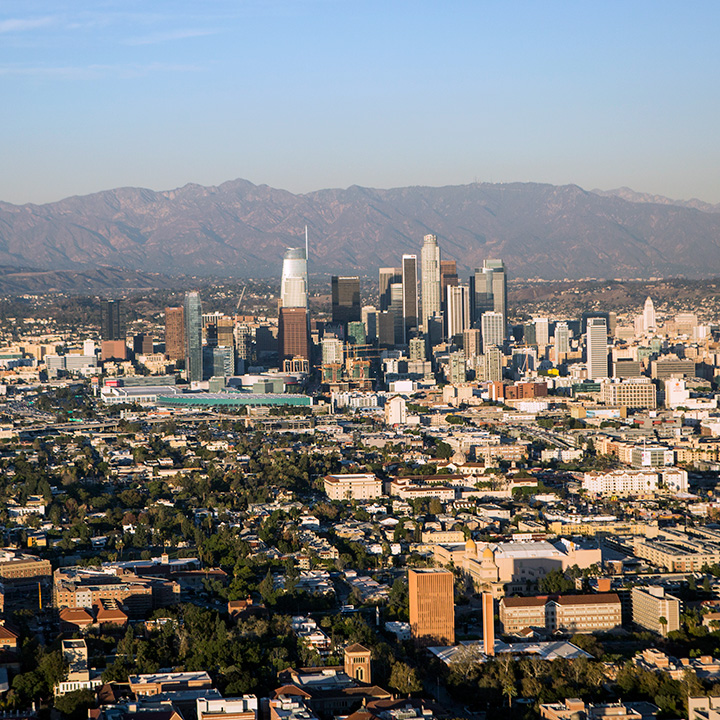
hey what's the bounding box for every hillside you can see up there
[1,180,720,279]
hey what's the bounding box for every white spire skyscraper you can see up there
[420,234,441,332]
[643,296,656,333]
[281,247,308,309]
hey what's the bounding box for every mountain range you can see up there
[1,180,720,280]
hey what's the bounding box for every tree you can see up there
[54,689,96,719]
[389,661,423,695]
[659,616,668,635]
[538,568,575,594]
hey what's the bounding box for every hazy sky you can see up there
[2,0,719,205]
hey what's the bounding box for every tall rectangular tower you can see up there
[484,258,507,322]
[446,284,470,340]
[184,292,203,383]
[420,234,441,331]
[408,569,454,647]
[331,276,361,328]
[278,307,309,362]
[481,311,505,349]
[586,317,609,380]
[379,267,401,312]
[402,255,418,343]
[101,300,123,341]
[164,306,185,362]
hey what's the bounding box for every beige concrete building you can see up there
[631,586,681,635]
[500,593,621,635]
[633,527,720,572]
[408,569,454,647]
[323,473,382,501]
[599,378,657,409]
[433,539,602,595]
[582,468,688,497]
[689,696,720,720]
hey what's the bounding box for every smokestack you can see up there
[483,592,495,656]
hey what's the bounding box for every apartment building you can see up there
[582,468,688,497]
[323,473,383,501]
[633,527,720,572]
[631,586,681,635]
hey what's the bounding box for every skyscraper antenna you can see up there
[305,225,309,263]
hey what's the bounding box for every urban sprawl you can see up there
[2,234,720,720]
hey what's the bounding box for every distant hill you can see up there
[1,179,720,279]
[0,266,186,295]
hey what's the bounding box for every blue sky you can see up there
[1,0,719,204]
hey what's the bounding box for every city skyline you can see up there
[2,1,719,205]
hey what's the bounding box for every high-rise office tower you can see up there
[379,267,401,312]
[469,268,491,323]
[440,260,458,312]
[101,300,123,341]
[234,324,252,362]
[446,285,470,340]
[390,282,404,345]
[471,259,507,326]
[203,345,234,379]
[481,311,505,349]
[132,333,153,356]
[402,255,418,343]
[643,296,656,333]
[164,306,185,361]
[377,311,396,347]
[534,317,550,347]
[554,321,570,361]
[331,276,361,328]
[523,321,537,346]
[484,259,507,321]
[184,292,203,383]
[408,569,455,647]
[448,351,467,384]
[281,248,308,309]
[586,317,609,380]
[481,346,503,382]
[278,307,309,362]
[361,305,378,344]
[420,234,441,331]
[463,328,481,360]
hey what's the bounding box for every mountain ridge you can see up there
[1,179,720,280]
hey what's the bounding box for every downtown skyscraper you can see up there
[184,291,203,382]
[402,254,418,343]
[420,234,441,331]
[470,259,507,327]
[586,317,609,380]
[281,247,308,309]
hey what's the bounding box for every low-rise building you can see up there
[541,699,658,720]
[196,696,258,720]
[323,474,383,501]
[499,594,622,635]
